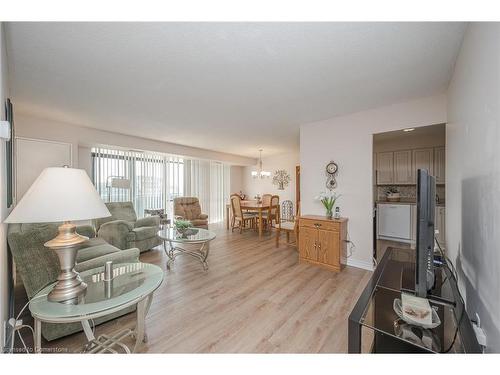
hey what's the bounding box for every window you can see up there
[92,147,229,223]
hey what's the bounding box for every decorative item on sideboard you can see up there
[334,206,341,219]
[316,191,341,219]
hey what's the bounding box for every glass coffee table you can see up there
[158,227,216,271]
[29,262,163,353]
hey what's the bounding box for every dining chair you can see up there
[276,201,300,248]
[261,194,272,206]
[259,195,280,230]
[230,194,256,233]
[281,200,294,222]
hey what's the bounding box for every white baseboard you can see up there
[347,258,374,271]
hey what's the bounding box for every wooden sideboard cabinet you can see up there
[298,215,348,272]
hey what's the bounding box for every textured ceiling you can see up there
[6,22,466,157]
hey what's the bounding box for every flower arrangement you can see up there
[315,191,341,218]
[174,219,192,235]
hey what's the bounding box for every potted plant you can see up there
[316,191,341,219]
[386,187,401,202]
[174,219,193,237]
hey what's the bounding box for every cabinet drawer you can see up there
[299,218,340,232]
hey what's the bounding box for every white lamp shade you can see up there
[4,167,111,223]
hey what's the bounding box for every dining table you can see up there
[225,200,280,240]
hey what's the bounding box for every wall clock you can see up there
[325,161,338,190]
[326,161,338,175]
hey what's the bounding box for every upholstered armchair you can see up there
[95,202,161,252]
[173,197,209,229]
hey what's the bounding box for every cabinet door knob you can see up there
[314,223,321,228]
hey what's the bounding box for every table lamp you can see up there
[4,167,111,303]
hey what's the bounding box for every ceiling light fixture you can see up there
[403,128,415,132]
[251,149,271,179]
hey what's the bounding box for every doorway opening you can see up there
[372,123,446,263]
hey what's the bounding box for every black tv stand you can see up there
[348,247,481,353]
[400,263,456,307]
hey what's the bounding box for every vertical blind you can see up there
[184,159,231,223]
[92,147,230,223]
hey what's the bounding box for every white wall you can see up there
[0,22,11,351]
[78,146,92,177]
[300,95,447,270]
[230,165,244,195]
[243,151,299,204]
[447,23,500,353]
[14,113,256,167]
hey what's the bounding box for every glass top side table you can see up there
[158,227,216,271]
[29,262,163,353]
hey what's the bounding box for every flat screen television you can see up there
[415,169,436,297]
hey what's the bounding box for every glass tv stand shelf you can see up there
[348,247,481,353]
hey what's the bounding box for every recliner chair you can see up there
[173,197,209,229]
[95,202,161,252]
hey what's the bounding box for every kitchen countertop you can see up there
[376,199,445,207]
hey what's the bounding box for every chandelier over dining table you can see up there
[251,149,271,179]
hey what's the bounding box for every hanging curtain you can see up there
[185,159,211,221]
[164,155,184,219]
[91,147,230,223]
[210,162,231,223]
[92,147,133,203]
[133,151,164,217]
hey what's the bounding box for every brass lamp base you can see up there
[44,222,89,303]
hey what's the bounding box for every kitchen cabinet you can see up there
[412,148,434,183]
[298,216,347,272]
[393,150,413,184]
[377,203,412,243]
[376,146,444,186]
[376,152,393,185]
[434,147,446,184]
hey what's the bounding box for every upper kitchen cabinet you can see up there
[412,148,434,183]
[434,147,446,184]
[376,151,393,185]
[393,150,413,184]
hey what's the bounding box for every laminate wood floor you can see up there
[38,224,371,353]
